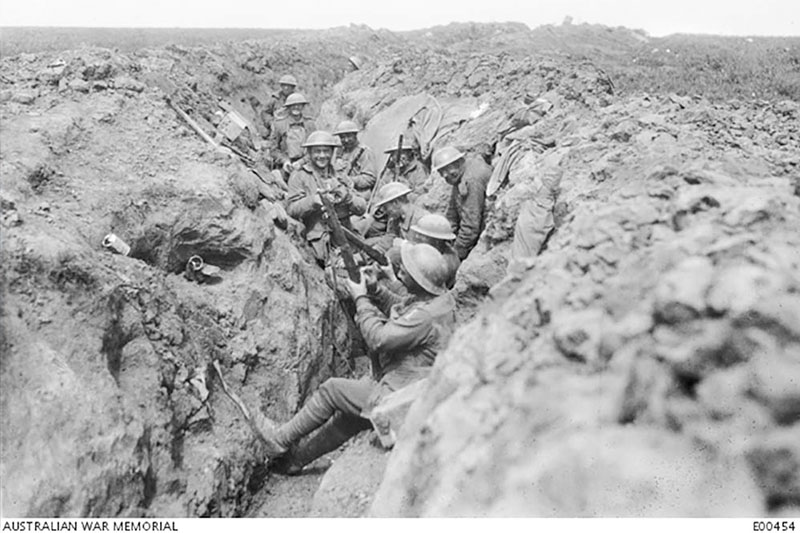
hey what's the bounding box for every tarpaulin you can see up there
[361,93,442,172]
[361,93,486,172]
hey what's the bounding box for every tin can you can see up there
[102,233,131,256]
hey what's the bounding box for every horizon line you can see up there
[1,23,798,39]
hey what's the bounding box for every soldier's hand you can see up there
[329,187,349,204]
[346,275,368,299]
[362,265,379,293]
[282,161,293,175]
[380,261,397,283]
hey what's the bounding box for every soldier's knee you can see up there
[317,378,344,403]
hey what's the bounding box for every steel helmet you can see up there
[278,74,298,86]
[302,130,339,148]
[373,182,411,208]
[333,120,360,135]
[285,92,309,107]
[384,138,416,153]
[400,241,448,296]
[410,214,456,241]
[432,146,465,171]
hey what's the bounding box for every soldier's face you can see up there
[398,150,414,168]
[409,231,435,247]
[338,132,357,150]
[280,83,295,96]
[439,159,464,185]
[309,146,333,169]
[384,198,405,218]
[288,104,304,118]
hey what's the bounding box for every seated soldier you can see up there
[258,242,456,475]
[432,146,492,260]
[363,182,428,254]
[333,120,378,199]
[378,137,429,202]
[270,92,317,180]
[286,130,366,264]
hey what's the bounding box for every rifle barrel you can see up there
[318,191,360,282]
[342,227,388,266]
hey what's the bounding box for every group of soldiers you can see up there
[248,74,493,475]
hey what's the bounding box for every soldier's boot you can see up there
[272,412,371,475]
[258,392,334,459]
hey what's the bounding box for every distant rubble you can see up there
[3,22,797,101]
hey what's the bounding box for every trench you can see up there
[5,25,800,519]
[2,31,598,517]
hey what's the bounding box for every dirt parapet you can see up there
[359,49,800,517]
[0,39,364,517]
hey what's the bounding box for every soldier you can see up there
[378,138,429,201]
[363,182,428,254]
[433,146,492,260]
[286,130,366,263]
[262,74,297,123]
[333,120,378,199]
[408,214,460,289]
[259,242,456,474]
[270,92,317,180]
[252,74,298,141]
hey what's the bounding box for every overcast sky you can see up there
[2,0,798,36]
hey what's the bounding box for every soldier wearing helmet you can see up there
[258,242,456,474]
[332,120,377,199]
[408,214,460,289]
[269,92,317,179]
[286,130,366,262]
[363,182,428,254]
[378,137,430,202]
[433,146,492,260]
[256,74,298,139]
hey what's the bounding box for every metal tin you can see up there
[217,111,248,142]
[102,233,131,256]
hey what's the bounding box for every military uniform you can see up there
[270,116,317,167]
[378,160,429,202]
[446,156,492,260]
[313,286,456,417]
[286,162,366,261]
[267,284,456,472]
[257,92,289,139]
[334,144,378,199]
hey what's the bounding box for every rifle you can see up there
[316,181,384,379]
[392,134,403,182]
[366,134,403,211]
[316,184,360,282]
[348,145,366,176]
[342,227,389,267]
